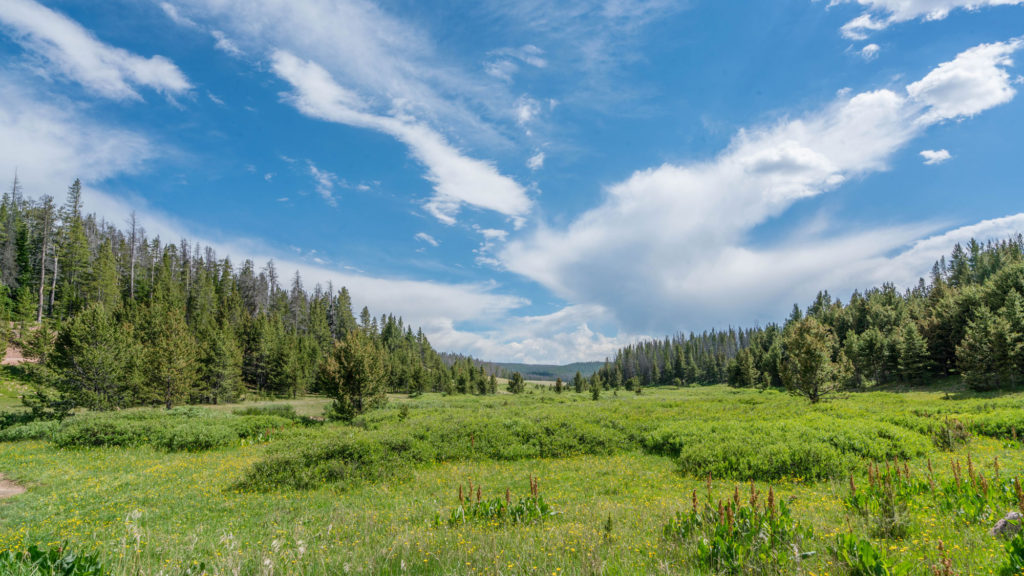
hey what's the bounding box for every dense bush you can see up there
[0,420,60,442]
[51,408,294,451]
[645,417,929,481]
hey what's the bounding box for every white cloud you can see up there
[160,2,198,28]
[307,160,338,206]
[833,0,1024,39]
[484,45,547,82]
[0,0,191,101]
[264,173,275,182]
[0,72,556,360]
[527,151,546,171]
[907,40,1022,123]
[415,232,440,247]
[207,92,225,105]
[272,51,532,226]
[211,30,243,57]
[860,43,880,61]
[500,39,1023,333]
[920,149,952,164]
[515,95,542,125]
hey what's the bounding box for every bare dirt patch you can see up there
[2,344,27,366]
[0,474,25,499]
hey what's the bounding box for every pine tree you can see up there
[49,303,141,409]
[323,330,387,420]
[573,370,584,393]
[897,322,931,384]
[507,371,525,394]
[143,304,199,409]
[781,317,848,403]
[957,306,1014,391]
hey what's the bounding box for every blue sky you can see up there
[0,0,1022,363]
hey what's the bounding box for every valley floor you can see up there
[1,385,1023,574]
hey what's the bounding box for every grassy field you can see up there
[2,385,1024,574]
[0,367,31,411]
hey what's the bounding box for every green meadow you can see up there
[3,385,1024,575]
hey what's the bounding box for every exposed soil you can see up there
[1,344,26,366]
[0,474,24,499]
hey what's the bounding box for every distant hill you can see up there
[491,361,604,382]
[438,353,603,381]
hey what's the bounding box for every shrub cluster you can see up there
[49,408,294,451]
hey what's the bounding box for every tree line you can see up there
[0,177,509,418]
[582,236,1024,400]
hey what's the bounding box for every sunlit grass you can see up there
[1,385,1023,574]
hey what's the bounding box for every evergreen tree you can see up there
[507,371,525,394]
[781,317,849,403]
[897,322,931,384]
[323,331,387,420]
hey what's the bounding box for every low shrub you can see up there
[646,418,929,481]
[831,533,914,576]
[51,409,295,451]
[663,485,813,575]
[152,423,236,452]
[0,542,105,576]
[0,420,59,442]
[232,404,298,419]
[445,477,556,526]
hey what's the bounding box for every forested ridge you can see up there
[590,235,1024,396]
[0,177,507,415]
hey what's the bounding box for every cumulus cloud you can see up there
[833,0,1024,39]
[500,39,1023,333]
[0,0,191,101]
[272,51,532,226]
[920,149,952,164]
[907,40,1022,123]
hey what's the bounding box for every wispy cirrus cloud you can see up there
[307,160,339,207]
[272,51,532,226]
[0,0,191,101]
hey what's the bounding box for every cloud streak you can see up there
[0,0,191,101]
[833,0,1024,39]
[272,51,532,226]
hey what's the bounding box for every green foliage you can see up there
[445,478,555,526]
[781,317,850,403]
[0,542,105,576]
[49,304,142,410]
[322,331,387,421]
[664,487,813,574]
[933,418,971,451]
[1000,532,1024,576]
[506,372,524,394]
[843,463,926,539]
[0,419,59,442]
[646,416,929,481]
[50,409,293,451]
[831,533,914,576]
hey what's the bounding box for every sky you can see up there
[0,0,1022,364]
